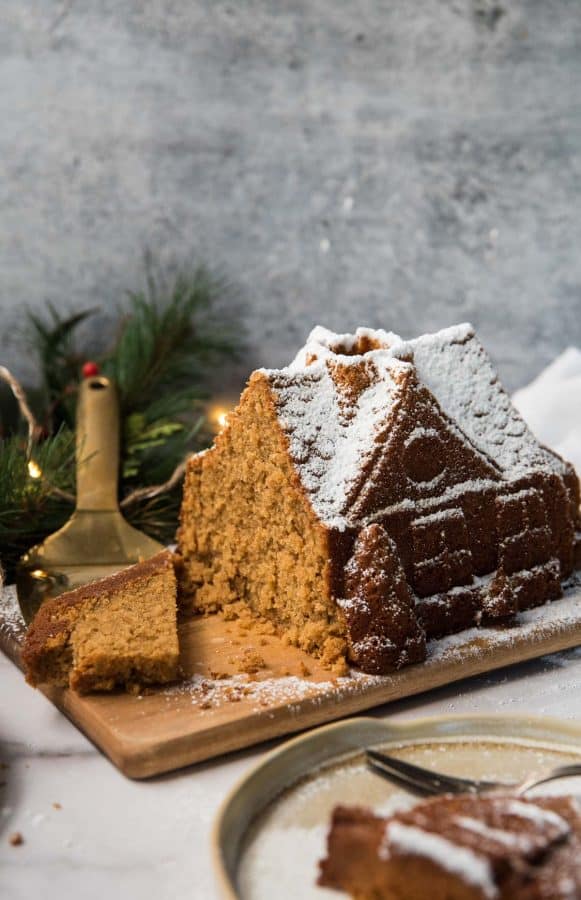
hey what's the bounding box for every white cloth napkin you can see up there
[513,347,581,477]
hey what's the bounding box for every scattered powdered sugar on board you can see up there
[161,668,385,712]
[2,575,580,722]
[158,577,581,713]
[428,579,581,668]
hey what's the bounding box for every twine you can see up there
[0,366,41,454]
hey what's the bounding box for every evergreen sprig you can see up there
[0,261,240,578]
[0,429,76,571]
[27,305,97,431]
[105,265,235,413]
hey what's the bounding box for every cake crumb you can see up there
[241,651,267,674]
[52,803,62,810]
[299,661,312,677]
[9,832,23,846]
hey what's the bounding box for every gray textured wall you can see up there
[1,1,581,392]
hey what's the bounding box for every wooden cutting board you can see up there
[1,581,580,779]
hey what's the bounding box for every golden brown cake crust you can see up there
[23,550,179,693]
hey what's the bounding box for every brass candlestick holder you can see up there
[16,376,163,623]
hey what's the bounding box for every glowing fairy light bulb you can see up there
[208,399,236,434]
[27,460,42,479]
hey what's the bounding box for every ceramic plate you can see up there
[213,714,581,899]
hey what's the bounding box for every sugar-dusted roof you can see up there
[260,324,567,530]
[261,333,414,530]
[392,323,565,479]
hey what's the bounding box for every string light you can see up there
[207,399,236,434]
[27,460,42,479]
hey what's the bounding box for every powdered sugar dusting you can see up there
[505,800,571,836]
[162,670,366,711]
[428,576,581,668]
[265,351,411,530]
[286,325,402,371]
[380,821,498,898]
[156,578,581,714]
[260,324,573,530]
[395,323,567,478]
[454,815,533,851]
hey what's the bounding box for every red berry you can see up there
[82,361,100,378]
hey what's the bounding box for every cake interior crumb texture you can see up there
[178,375,349,673]
[23,550,180,693]
[178,323,580,676]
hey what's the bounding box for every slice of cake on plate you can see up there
[23,550,180,693]
[318,792,581,898]
[178,323,579,675]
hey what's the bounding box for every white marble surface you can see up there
[2,637,581,900]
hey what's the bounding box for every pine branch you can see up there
[0,430,76,577]
[104,265,238,414]
[26,304,97,430]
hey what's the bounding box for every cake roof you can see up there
[259,324,567,531]
[392,324,559,479]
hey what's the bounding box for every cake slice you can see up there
[318,792,581,899]
[22,550,180,693]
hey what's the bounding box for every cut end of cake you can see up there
[22,550,180,694]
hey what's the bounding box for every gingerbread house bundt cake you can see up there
[177,324,580,675]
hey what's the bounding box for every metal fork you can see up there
[366,748,581,796]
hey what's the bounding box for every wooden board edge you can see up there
[107,624,581,778]
[3,600,581,779]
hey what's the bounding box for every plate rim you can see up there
[212,712,581,900]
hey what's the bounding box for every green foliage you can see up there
[0,429,76,575]
[122,413,185,479]
[104,264,236,413]
[27,304,96,430]
[0,261,239,578]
